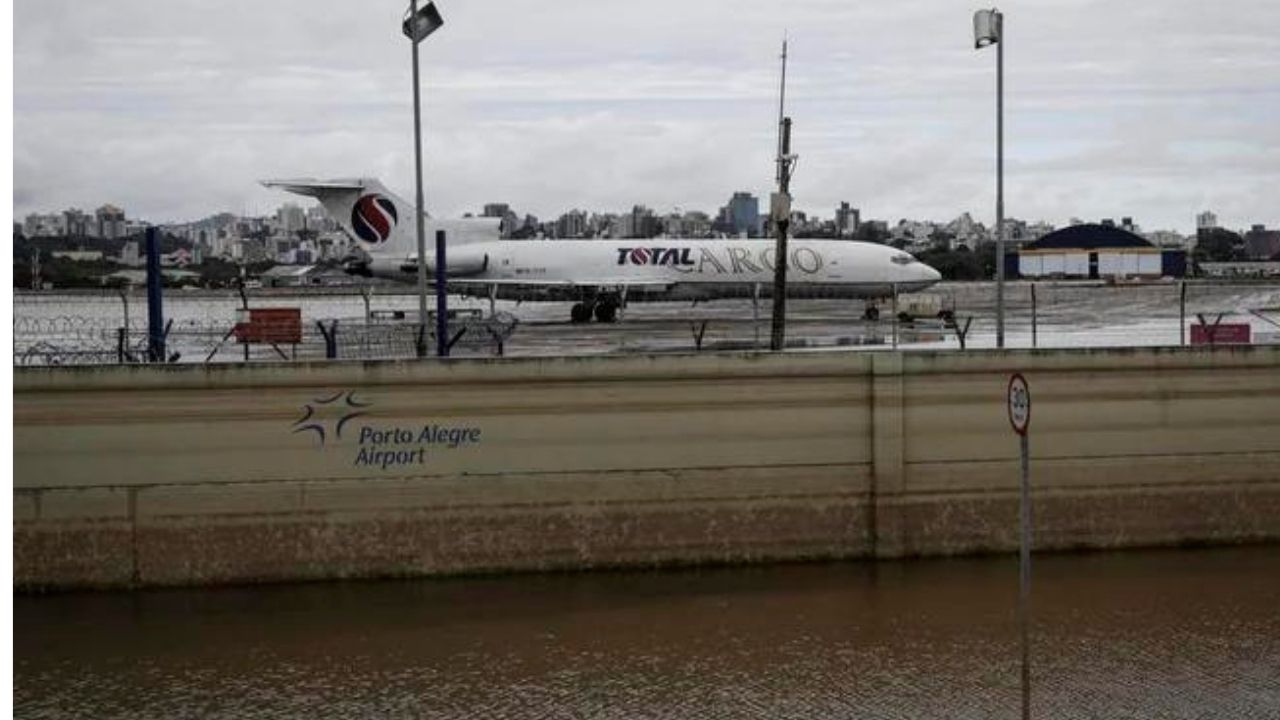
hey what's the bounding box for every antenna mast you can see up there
[770,36,796,351]
[775,38,788,186]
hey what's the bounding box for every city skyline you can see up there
[14,0,1280,234]
[17,192,1268,243]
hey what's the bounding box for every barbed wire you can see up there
[15,341,126,367]
[13,315,118,334]
[11,283,1279,366]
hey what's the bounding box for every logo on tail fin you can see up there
[351,194,399,244]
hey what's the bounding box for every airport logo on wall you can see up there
[293,390,483,470]
[292,390,371,446]
[351,194,398,244]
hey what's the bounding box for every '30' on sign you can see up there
[1008,374,1031,435]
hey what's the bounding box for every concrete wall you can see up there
[14,347,1280,589]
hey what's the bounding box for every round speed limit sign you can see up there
[1008,373,1031,435]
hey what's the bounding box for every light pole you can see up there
[403,0,444,357]
[974,8,1005,348]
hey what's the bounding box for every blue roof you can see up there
[1025,224,1154,250]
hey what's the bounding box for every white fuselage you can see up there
[365,238,941,302]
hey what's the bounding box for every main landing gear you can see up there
[570,299,620,323]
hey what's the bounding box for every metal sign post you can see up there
[1007,372,1032,720]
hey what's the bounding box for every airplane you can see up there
[262,178,942,323]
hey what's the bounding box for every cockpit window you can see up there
[891,254,916,265]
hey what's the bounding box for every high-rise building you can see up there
[556,210,587,239]
[589,213,619,238]
[63,209,91,237]
[724,192,760,237]
[1244,224,1280,260]
[278,203,307,234]
[24,213,64,237]
[482,204,520,238]
[306,204,336,233]
[1196,211,1219,230]
[96,204,127,239]
[835,202,860,237]
[619,205,658,239]
[681,211,712,238]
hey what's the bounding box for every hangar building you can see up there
[1007,224,1186,279]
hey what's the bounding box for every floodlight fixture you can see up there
[974,8,1001,49]
[404,1,444,44]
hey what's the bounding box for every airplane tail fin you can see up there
[261,178,500,255]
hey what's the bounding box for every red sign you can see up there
[1190,324,1251,346]
[235,308,302,344]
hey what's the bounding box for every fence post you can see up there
[162,319,176,363]
[690,321,708,351]
[891,283,899,349]
[239,283,250,363]
[145,227,165,363]
[1179,282,1186,346]
[1195,312,1225,347]
[316,320,339,360]
[435,229,449,358]
[1031,283,1037,349]
[118,286,130,340]
[954,317,972,350]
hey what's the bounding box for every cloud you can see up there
[13,0,1280,233]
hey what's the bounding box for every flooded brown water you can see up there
[14,546,1280,719]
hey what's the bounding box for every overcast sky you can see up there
[13,0,1280,233]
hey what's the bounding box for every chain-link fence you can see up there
[12,282,1280,366]
[928,280,1280,349]
[12,290,519,366]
